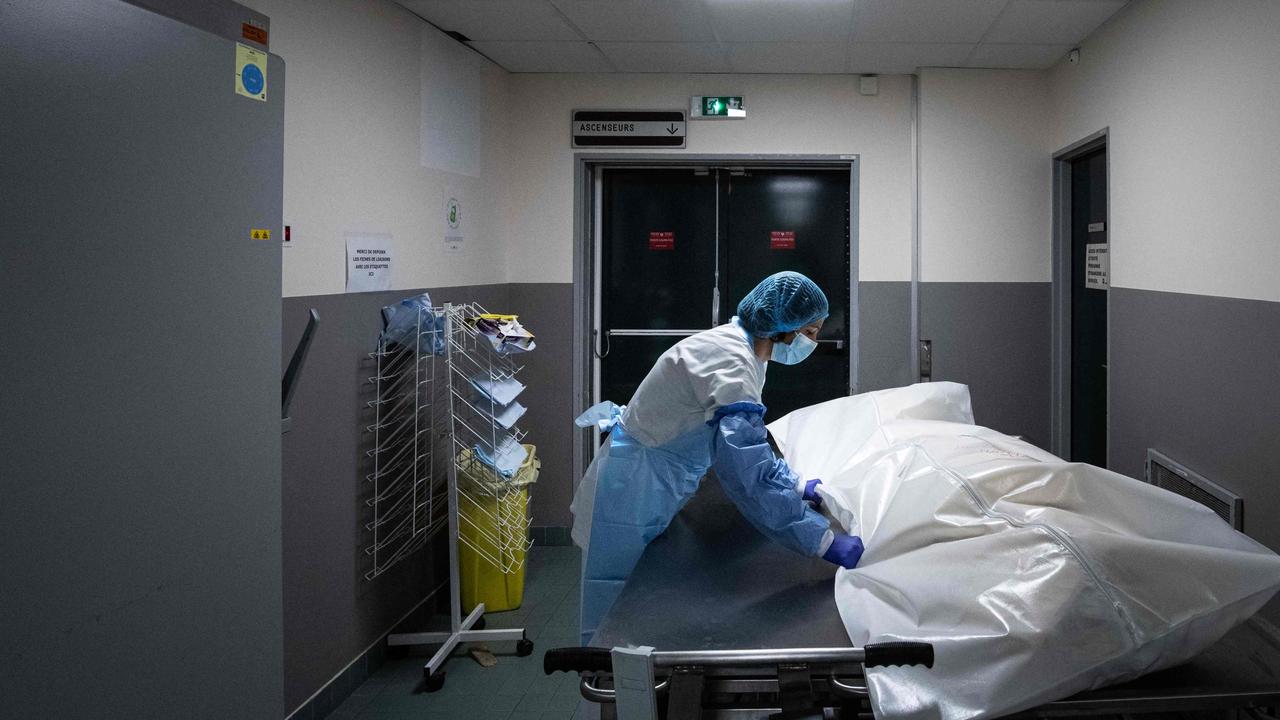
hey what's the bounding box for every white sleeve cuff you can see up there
[818,529,835,556]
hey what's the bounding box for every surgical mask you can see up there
[770,333,818,365]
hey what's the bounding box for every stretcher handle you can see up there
[544,647,612,675]
[863,642,934,668]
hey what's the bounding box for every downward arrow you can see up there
[667,123,679,134]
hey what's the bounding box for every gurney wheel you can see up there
[516,638,534,657]
[423,669,446,693]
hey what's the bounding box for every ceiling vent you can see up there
[1146,449,1243,530]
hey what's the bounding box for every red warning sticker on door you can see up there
[649,231,674,251]
[770,231,795,250]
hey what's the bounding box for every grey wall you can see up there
[859,281,914,392]
[508,283,577,529]
[281,284,508,711]
[1109,287,1280,624]
[921,282,1052,448]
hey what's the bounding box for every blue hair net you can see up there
[736,271,829,338]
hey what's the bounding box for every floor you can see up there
[327,546,586,720]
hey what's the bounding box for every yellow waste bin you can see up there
[457,444,538,613]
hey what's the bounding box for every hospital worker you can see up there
[571,271,864,643]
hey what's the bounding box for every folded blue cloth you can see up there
[470,376,526,406]
[472,436,527,478]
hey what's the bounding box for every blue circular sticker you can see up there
[241,64,264,95]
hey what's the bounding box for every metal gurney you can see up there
[545,476,1280,719]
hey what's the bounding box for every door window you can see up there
[598,167,851,419]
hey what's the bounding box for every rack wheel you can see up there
[423,669,446,693]
[516,638,534,657]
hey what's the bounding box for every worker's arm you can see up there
[710,403,835,558]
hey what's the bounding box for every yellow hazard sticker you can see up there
[236,43,268,101]
[251,228,271,240]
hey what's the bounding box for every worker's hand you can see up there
[822,533,864,570]
[802,478,823,509]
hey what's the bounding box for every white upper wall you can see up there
[1049,0,1280,302]
[242,0,510,298]
[501,73,915,284]
[919,67,1052,283]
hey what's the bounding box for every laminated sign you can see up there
[235,43,267,101]
[770,231,796,250]
[648,231,674,251]
[1085,243,1109,289]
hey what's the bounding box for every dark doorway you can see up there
[598,167,851,420]
[1069,147,1108,465]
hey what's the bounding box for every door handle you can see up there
[607,330,844,349]
[607,329,705,337]
[593,328,611,359]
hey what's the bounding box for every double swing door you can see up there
[597,167,851,420]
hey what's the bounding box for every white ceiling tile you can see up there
[851,0,1008,43]
[724,42,848,74]
[847,42,974,73]
[596,42,731,73]
[552,0,716,42]
[966,43,1074,69]
[706,0,856,42]
[469,41,614,72]
[397,0,581,41]
[985,0,1127,45]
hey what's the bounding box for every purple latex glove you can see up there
[822,533,864,570]
[802,478,823,508]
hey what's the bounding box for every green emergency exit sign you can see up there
[691,95,745,119]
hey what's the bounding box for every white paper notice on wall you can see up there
[1085,243,1109,290]
[346,233,393,293]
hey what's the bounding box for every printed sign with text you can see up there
[648,231,674,251]
[770,231,796,250]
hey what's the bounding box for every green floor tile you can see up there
[334,546,586,720]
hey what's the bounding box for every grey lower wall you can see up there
[281,284,508,712]
[1109,287,1280,625]
[508,283,577,529]
[920,282,1052,448]
[859,281,914,392]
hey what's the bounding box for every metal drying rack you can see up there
[364,302,442,581]
[374,301,535,690]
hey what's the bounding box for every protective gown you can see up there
[571,319,832,644]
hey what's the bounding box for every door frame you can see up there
[1050,129,1109,462]
[573,153,860,476]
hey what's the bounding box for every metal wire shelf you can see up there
[383,300,535,680]
[362,305,444,582]
[442,303,535,574]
